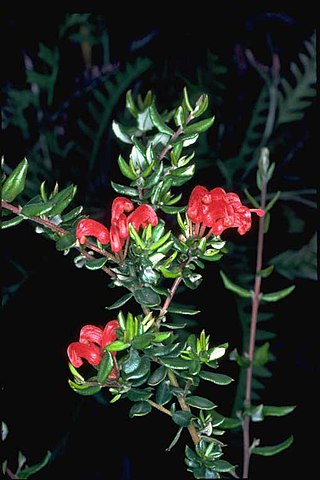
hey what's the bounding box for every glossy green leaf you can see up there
[199,371,233,385]
[118,154,136,180]
[160,205,185,214]
[2,158,28,202]
[97,351,113,383]
[61,205,83,222]
[49,185,77,216]
[124,357,150,380]
[185,396,216,410]
[172,410,192,427]
[85,256,108,270]
[263,405,296,417]
[126,90,138,118]
[106,293,133,309]
[132,333,155,349]
[167,306,200,315]
[183,116,215,134]
[148,365,167,386]
[261,285,295,302]
[122,348,141,374]
[251,435,294,456]
[1,216,24,229]
[68,380,101,396]
[160,357,190,370]
[68,362,84,382]
[213,459,236,473]
[129,401,152,417]
[21,202,53,217]
[134,287,161,307]
[16,451,51,479]
[127,388,152,402]
[105,340,131,352]
[56,233,77,251]
[219,270,252,298]
[149,230,171,250]
[257,265,274,278]
[111,181,139,196]
[146,342,186,358]
[149,101,174,135]
[254,342,269,367]
[155,380,172,405]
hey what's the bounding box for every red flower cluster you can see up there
[187,186,264,236]
[76,197,158,253]
[67,320,120,379]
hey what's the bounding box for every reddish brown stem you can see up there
[242,158,268,479]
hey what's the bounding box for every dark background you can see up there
[1,10,318,480]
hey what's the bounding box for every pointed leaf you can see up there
[220,270,252,298]
[129,401,152,417]
[149,102,174,135]
[251,435,294,456]
[263,405,296,417]
[148,365,167,386]
[183,116,215,134]
[16,451,51,479]
[199,371,234,385]
[85,256,108,270]
[261,285,295,302]
[56,233,77,251]
[106,293,133,310]
[2,158,28,202]
[97,351,113,383]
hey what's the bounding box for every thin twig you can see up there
[242,153,268,479]
[2,200,117,277]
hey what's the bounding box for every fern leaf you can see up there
[277,32,316,125]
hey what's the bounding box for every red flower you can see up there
[76,219,110,245]
[187,186,264,236]
[67,320,120,379]
[128,204,158,231]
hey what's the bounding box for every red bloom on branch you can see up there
[67,320,120,379]
[128,204,158,231]
[76,219,110,245]
[187,186,264,236]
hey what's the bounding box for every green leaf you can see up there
[185,396,216,410]
[251,435,294,456]
[160,357,190,370]
[2,158,28,202]
[129,401,152,417]
[106,340,131,352]
[199,371,234,385]
[118,154,136,180]
[167,306,200,315]
[149,101,174,135]
[214,459,237,473]
[111,181,139,196]
[127,388,152,402]
[97,351,113,383]
[261,285,295,302]
[122,348,141,374]
[134,287,161,307]
[172,410,193,427]
[263,405,296,417]
[16,451,51,479]
[132,333,155,349]
[61,205,83,222]
[219,270,252,298]
[68,380,101,396]
[106,293,133,309]
[149,230,171,250]
[183,116,215,134]
[1,216,24,229]
[160,205,185,214]
[49,185,77,216]
[257,265,274,278]
[155,380,172,405]
[55,233,77,251]
[21,202,54,217]
[85,256,108,270]
[148,365,167,386]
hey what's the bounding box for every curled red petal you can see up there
[187,185,209,223]
[128,204,158,231]
[114,213,129,239]
[67,342,102,367]
[111,197,134,223]
[79,324,103,345]
[110,225,125,252]
[101,319,120,347]
[76,219,110,245]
